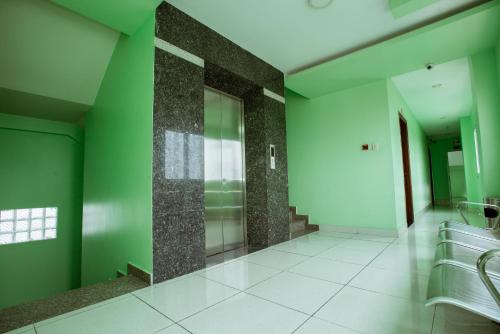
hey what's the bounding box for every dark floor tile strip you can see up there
[0,276,148,333]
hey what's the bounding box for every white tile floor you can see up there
[9,208,500,334]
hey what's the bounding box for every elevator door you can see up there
[204,88,245,256]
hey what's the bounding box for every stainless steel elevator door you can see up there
[204,88,245,256]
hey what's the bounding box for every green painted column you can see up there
[460,117,483,202]
[81,16,155,285]
[469,50,500,198]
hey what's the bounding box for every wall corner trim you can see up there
[263,88,285,104]
[154,37,204,68]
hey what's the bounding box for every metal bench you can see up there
[440,220,500,241]
[438,229,500,251]
[426,202,500,323]
[440,201,500,241]
[434,242,500,275]
[426,261,500,322]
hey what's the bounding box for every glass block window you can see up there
[0,207,57,245]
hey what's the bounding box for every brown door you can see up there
[399,114,414,227]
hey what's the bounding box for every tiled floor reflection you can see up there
[7,207,500,333]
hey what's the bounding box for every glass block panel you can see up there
[0,221,13,232]
[45,218,56,229]
[16,220,29,231]
[0,210,14,221]
[31,230,43,240]
[0,207,58,246]
[0,234,13,245]
[45,229,56,239]
[45,208,57,218]
[17,209,30,220]
[31,208,44,218]
[31,219,43,230]
[15,232,28,242]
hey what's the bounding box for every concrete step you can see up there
[290,219,306,233]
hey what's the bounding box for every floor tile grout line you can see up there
[297,235,407,333]
[174,291,246,324]
[342,235,399,286]
[32,293,133,330]
[304,215,441,332]
[196,263,285,291]
[130,293,177,325]
[282,269,351,285]
[243,291,311,317]
[303,230,399,330]
[343,284,428,303]
[172,256,326,324]
[259,247,316,258]
[152,322,194,334]
[291,283,348,334]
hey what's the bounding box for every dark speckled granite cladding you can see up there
[153,2,289,283]
[153,49,205,283]
[155,3,283,95]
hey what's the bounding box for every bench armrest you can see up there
[477,249,500,307]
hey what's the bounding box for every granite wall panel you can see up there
[153,2,289,282]
[155,3,284,95]
[152,49,206,283]
[264,97,290,245]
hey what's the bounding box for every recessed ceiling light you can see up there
[308,0,334,9]
[432,83,443,88]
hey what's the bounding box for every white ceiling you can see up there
[167,0,485,73]
[392,57,473,137]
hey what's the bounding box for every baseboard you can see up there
[434,199,451,206]
[415,202,433,217]
[127,263,152,285]
[317,224,400,238]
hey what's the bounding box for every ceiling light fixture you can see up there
[308,0,334,9]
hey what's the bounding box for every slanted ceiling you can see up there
[389,0,439,18]
[51,0,163,35]
[286,0,500,99]
[0,0,120,122]
[0,0,164,123]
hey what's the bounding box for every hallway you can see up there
[10,208,498,334]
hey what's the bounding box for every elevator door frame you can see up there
[204,86,248,255]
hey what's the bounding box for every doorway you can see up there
[204,87,246,256]
[399,113,414,227]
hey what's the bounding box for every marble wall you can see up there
[153,2,289,283]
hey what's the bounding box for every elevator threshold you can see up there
[206,246,263,268]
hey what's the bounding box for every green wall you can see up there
[286,81,399,233]
[428,137,460,205]
[0,114,83,308]
[387,80,432,229]
[460,117,483,202]
[469,50,500,198]
[449,166,466,200]
[286,80,432,233]
[497,38,500,92]
[81,16,154,285]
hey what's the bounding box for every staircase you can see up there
[289,206,319,239]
